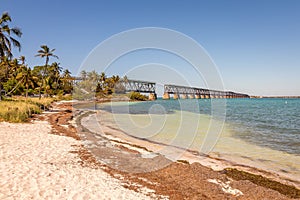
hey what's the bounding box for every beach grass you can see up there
[12,96,55,109]
[0,96,59,123]
[0,101,41,122]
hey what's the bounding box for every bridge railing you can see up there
[115,79,156,94]
[163,84,249,99]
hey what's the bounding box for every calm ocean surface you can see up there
[92,98,300,176]
[99,98,300,155]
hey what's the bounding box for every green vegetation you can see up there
[35,45,59,99]
[0,12,147,122]
[128,91,148,101]
[73,70,123,100]
[0,12,73,101]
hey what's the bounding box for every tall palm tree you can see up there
[50,62,62,93]
[0,12,22,101]
[35,45,58,99]
[4,58,20,96]
[0,56,12,100]
[80,70,87,80]
[7,66,36,98]
[0,12,22,60]
[88,70,99,82]
[20,66,36,98]
[61,69,73,94]
[99,72,106,88]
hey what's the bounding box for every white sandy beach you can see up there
[0,120,159,200]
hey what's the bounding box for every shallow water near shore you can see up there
[79,98,300,182]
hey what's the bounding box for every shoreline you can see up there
[76,103,300,199]
[1,101,299,199]
[82,107,300,189]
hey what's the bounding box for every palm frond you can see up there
[9,37,21,51]
[41,45,49,51]
[1,25,10,34]
[0,12,11,24]
[3,36,11,52]
[11,27,22,37]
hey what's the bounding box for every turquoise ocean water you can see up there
[93,98,300,177]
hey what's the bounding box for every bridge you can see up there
[75,77,249,100]
[115,79,157,100]
[163,84,249,99]
[115,80,249,100]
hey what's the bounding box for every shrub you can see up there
[128,92,148,101]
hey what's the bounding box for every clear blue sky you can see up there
[1,0,300,96]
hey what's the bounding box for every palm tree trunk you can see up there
[39,57,49,99]
[38,86,42,99]
[0,83,2,101]
[6,77,24,96]
[26,84,29,99]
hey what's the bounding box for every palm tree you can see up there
[0,12,22,101]
[0,56,13,100]
[50,62,62,93]
[99,72,106,88]
[63,69,71,78]
[7,66,36,98]
[61,69,73,94]
[80,70,87,80]
[20,66,36,98]
[18,55,25,65]
[4,58,21,96]
[9,58,20,78]
[35,45,58,99]
[0,12,22,60]
[88,70,99,82]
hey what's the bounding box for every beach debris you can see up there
[207,179,243,196]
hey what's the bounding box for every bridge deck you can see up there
[164,84,249,98]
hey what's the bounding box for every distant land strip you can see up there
[250,96,300,99]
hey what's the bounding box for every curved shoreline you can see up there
[76,106,300,198]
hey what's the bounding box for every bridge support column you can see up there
[195,95,200,99]
[173,93,179,99]
[205,95,210,99]
[163,92,170,100]
[181,94,187,99]
[149,93,157,101]
[188,94,195,99]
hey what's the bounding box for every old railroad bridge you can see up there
[116,79,249,100]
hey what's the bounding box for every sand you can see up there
[0,102,298,200]
[0,121,158,199]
